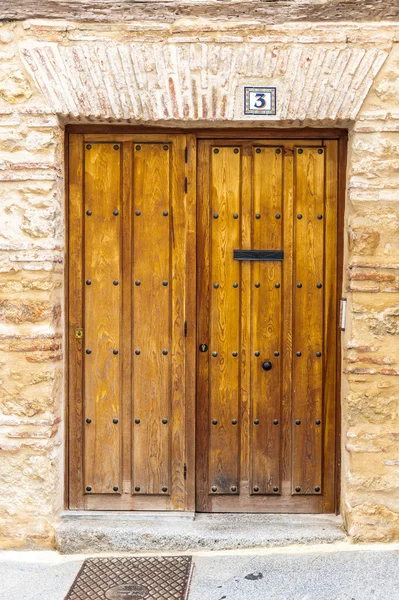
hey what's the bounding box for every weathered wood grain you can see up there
[121,141,133,499]
[281,143,294,498]
[184,133,197,512]
[84,142,122,495]
[68,131,340,514]
[322,140,339,513]
[196,136,338,513]
[209,145,241,495]
[292,146,325,496]
[169,134,188,510]
[196,140,212,512]
[250,146,283,496]
[68,133,190,510]
[68,133,85,509]
[132,142,171,496]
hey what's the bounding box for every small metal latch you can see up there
[340,298,347,331]
[75,328,84,339]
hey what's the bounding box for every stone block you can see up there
[346,391,398,425]
[347,504,399,542]
[0,514,55,549]
[0,299,59,324]
[0,71,32,104]
[369,306,399,336]
[349,228,380,256]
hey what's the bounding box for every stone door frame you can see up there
[65,124,347,515]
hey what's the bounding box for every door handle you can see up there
[262,360,272,371]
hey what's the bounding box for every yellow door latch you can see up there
[75,328,84,339]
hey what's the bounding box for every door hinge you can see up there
[185,146,188,163]
[184,463,187,480]
[184,320,188,337]
[75,328,83,339]
[184,177,188,193]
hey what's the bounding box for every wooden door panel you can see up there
[84,143,122,495]
[322,140,339,512]
[209,147,241,495]
[292,146,325,496]
[69,131,340,514]
[132,143,171,497]
[196,138,338,513]
[250,146,283,496]
[68,134,190,510]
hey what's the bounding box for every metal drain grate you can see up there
[65,556,193,600]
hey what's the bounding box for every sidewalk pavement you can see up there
[1,542,399,600]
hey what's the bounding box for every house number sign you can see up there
[244,86,277,116]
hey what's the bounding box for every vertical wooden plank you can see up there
[68,133,85,508]
[323,140,338,512]
[281,145,294,496]
[132,143,171,496]
[64,133,70,509]
[185,134,197,512]
[239,143,253,499]
[122,142,133,497]
[209,145,241,495]
[170,136,187,509]
[250,146,283,495]
[292,145,325,495]
[196,141,212,510]
[84,142,122,495]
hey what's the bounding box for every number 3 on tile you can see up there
[244,87,277,116]
[253,93,266,108]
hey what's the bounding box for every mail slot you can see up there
[233,250,284,261]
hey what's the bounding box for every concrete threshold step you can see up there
[56,513,345,554]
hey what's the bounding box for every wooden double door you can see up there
[68,132,340,514]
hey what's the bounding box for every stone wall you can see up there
[0,17,398,548]
[0,22,64,548]
[343,45,399,541]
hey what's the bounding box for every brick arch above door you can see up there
[20,37,388,122]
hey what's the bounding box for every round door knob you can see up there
[262,360,272,371]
